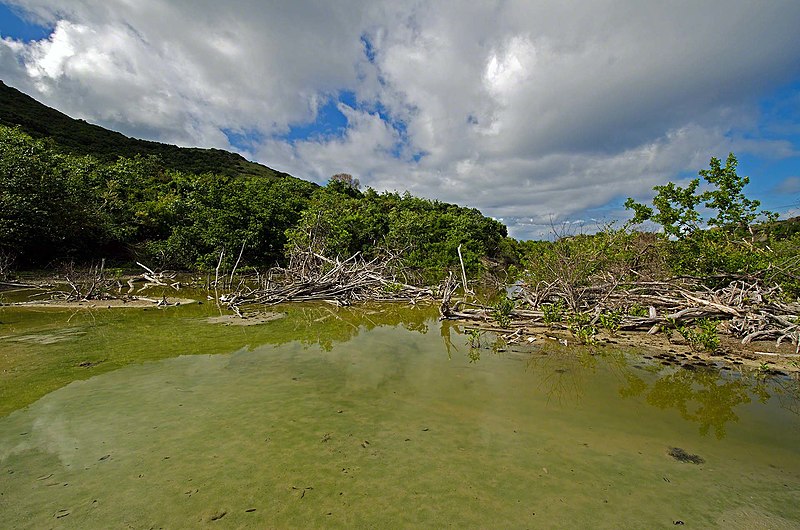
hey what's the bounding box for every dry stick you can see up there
[213,247,225,306]
[213,248,225,288]
[224,250,434,311]
[136,261,156,276]
[229,240,247,289]
[457,244,473,295]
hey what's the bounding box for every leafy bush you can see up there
[598,309,622,335]
[627,303,648,317]
[542,299,566,326]
[491,294,515,329]
[567,312,598,345]
[285,183,508,281]
[678,319,720,352]
[1,125,507,277]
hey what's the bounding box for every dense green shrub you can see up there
[285,181,509,281]
[0,125,507,278]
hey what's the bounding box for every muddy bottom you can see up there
[205,312,286,326]
[1,306,799,528]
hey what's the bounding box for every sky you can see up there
[1,1,799,240]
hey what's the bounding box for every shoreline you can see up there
[454,319,800,375]
[3,281,798,373]
[5,296,197,308]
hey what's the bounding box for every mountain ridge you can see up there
[0,80,294,181]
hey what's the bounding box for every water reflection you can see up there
[3,299,799,446]
[450,326,799,440]
[285,303,431,351]
[2,307,799,528]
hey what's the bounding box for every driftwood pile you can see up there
[440,275,800,350]
[48,261,179,302]
[222,251,434,313]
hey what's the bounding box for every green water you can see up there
[0,302,799,528]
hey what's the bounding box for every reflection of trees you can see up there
[282,303,435,351]
[610,359,798,440]
[524,343,600,404]
[444,324,511,364]
[765,373,800,418]
[514,341,800,440]
[273,304,800,438]
[645,370,752,439]
[440,321,460,360]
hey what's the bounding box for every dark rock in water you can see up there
[668,447,705,464]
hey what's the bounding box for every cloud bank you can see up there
[2,0,800,238]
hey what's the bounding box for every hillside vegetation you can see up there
[0,125,508,278]
[1,82,796,297]
[0,80,284,180]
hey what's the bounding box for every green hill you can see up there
[0,83,510,274]
[0,80,288,180]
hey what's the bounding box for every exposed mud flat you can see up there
[205,312,286,326]
[6,297,197,309]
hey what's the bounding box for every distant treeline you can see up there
[0,125,509,277]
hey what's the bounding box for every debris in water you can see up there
[209,510,227,521]
[668,447,705,464]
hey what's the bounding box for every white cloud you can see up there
[775,176,800,195]
[2,0,800,240]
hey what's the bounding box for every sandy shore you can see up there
[6,296,197,308]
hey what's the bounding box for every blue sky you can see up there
[0,3,49,41]
[1,1,799,238]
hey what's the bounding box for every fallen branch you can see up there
[223,250,437,311]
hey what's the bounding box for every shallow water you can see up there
[1,302,799,528]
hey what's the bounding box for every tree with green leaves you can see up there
[625,153,775,239]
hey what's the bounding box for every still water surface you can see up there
[1,302,798,528]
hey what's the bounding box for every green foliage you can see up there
[542,299,566,326]
[661,317,678,342]
[598,309,622,335]
[622,153,800,295]
[0,126,109,263]
[625,179,702,238]
[383,281,404,294]
[0,124,316,268]
[491,294,515,329]
[678,319,720,352]
[285,184,507,281]
[0,81,282,180]
[567,312,598,345]
[700,154,775,233]
[627,303,648,317]
[625,153,773,239]
[465,328,483,348]
[0,123,506,277]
